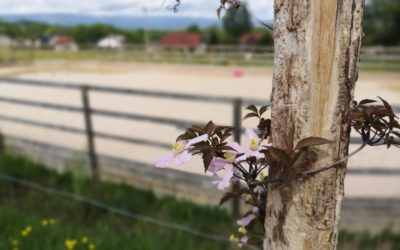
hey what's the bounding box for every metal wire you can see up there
[0,172,230,243]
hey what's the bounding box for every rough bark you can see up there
[264,0,365,249]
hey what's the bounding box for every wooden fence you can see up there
[0,77,399,216]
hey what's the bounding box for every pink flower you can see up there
[155,134,208,168]
[243,128,264,159]
[207,157,227,174]
[209,142,245,190]
[240,235,249,244]
[185,134,209,148]
[212,164,234,190]
[237,214,256,226]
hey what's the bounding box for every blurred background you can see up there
[0,0,399,249]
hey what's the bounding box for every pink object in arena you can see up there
[233,69,245,78]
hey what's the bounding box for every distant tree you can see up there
[222,3,253,43]
[125,29,145,44]
[72,24,117,44]
[258,30,273,46]
[363,0,400,45]
[186,24,201,33]
[0,21,46,41]
[207,27,220,45]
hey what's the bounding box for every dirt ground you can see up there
[0,61,399,198]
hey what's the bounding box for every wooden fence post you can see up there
[232,98,243,217]
[81,86,99,182]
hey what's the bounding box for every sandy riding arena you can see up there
[0,61,399,198]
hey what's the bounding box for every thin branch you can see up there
[167,0,181,12]
[256,165,268,175]
[253,177,284,186]
[299,143,367,176]
[233,173,246,182]
[234,162,248,176]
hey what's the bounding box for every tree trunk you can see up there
[264,0,365,249]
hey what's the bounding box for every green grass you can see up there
[0,153,233,250]
[0,153,399,250]
[1,48,398,71]
[338,230,400,250]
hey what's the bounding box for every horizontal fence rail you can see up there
[0,76,399,150]
[0,95,394,147]
[0,77,399,215]
[0,77,267,106]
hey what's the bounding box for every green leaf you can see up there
[295,137,334,150]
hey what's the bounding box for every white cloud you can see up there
[0,0,274,20]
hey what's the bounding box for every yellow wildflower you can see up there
[65,239,78,250]
[89,243,96,250]
[11,239,18,246]
[41,219,49,226]
[238,227,247,234]
[229,234,239,243]
[21,225,33,237]
[81,236,89,244]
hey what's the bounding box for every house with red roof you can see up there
[239,33,262,47]
[159,32,206,53]
[49,35,78,51]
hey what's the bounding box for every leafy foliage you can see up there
[222,2,253,42]
[351,97,400,147]
[363,0,400,46]
[158,97,399,247]
[177,121,233,171]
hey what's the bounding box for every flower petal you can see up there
[185,134,209,148]
[235,154,247,162]
[216,164,234,190]
[227,141,245,154]
[174,151,192,166]
[155,153,175,168]
[240,235,249,244]
[207,157,227,173]
[236,214,256,226]
[231,167,242,182]
[245,128,258,144]
[250,150,264,159]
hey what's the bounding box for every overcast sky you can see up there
[0,0,274,19]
